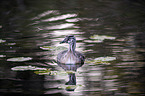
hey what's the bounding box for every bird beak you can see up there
[60,37,68,44]
[60,40,65,44]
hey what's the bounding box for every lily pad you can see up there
[35,70,76,76]
[40,46,54,50]
[90,35,116,40]
[34,69,57,75]
[84,39,103,43]
[59,84,84,90]
[94,57,116,61]
[90,35,116,42]
[7,57,32,62]
[0,39,6,43]
[11,65,47,71]
[86,56,116,65]
[0,55,6,58]
[40,46,67,51]
[7,43,16,45]
[86,60,110,65]
[65,70,76,74]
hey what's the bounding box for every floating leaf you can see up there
[65,70,76,74]
[87,35,115,43]
[84,35,115,43]
[94,57,116,61]
[0,55,6,58]
[86,60,110,65]
[7,57,32,62]
[7,43,16,45]
[34,69,57,75]
[40,46,67,51]
[40,46,54,50]
[0,39,6,43]
[90,35,116,40]
[11,65,47,71]
[86,56,116,65]
[66,85,77,90]
[59,84,84,90]
[84,39,103,43]
[35,70,77,76]
[35,70,61,75]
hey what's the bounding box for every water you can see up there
[0,0,145,96]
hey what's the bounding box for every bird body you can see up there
[57,50,84,64]
[57,35,85,67]
[59,51,77,64]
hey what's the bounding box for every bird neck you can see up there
[68,42,76,53]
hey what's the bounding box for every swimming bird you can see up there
[57,35,85,71]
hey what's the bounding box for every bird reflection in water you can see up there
[57,35,85,91]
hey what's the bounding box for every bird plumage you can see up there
[57,35,85,71]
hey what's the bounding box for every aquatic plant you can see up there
[84,35,116,43]
[0,55,6,58]
[86,56,116,65]
[7,57,32,62]
[0,39,6,43]
[11,65,47,71]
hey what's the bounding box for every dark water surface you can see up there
[1,0,145,96]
